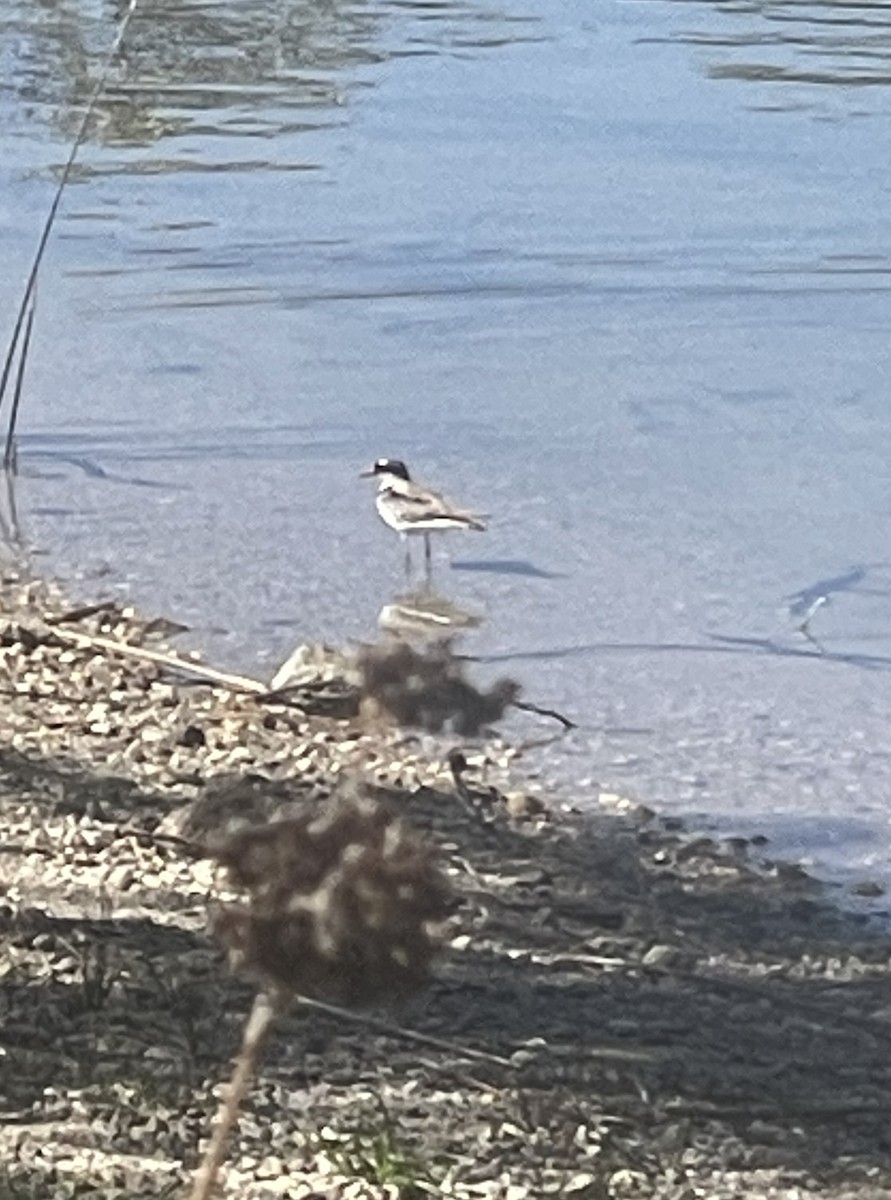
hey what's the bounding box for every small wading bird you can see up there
[361,457,486,579]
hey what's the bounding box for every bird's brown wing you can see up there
[387,480,485,529]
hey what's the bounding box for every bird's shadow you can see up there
[785,562,891,616]
[451,558,565,580]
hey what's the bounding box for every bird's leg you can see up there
[424,533,432,583]
[403,536,412,582]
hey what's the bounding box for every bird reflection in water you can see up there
[362,584,522,736]
[377,585,483,641]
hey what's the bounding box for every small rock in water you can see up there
[851,879,886,898]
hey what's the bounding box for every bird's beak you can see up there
[359,467,375,478]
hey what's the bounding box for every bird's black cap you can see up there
[361,458,411,480]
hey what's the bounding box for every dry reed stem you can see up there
[45,625,268,693]
[187,989,280,1200]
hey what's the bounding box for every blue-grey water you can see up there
[3,0,891,901]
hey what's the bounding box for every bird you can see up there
[360,458,486,579]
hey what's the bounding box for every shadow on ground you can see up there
[1,745,891,1196]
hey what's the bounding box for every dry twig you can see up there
[45,625,268,693]
[512,697,576,729]
[187,990,280,1200]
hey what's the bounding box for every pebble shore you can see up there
[2,571,891,1199]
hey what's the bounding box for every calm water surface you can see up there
[3,0,891,899]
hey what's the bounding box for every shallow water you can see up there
[3,0,891,901]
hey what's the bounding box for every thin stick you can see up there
[188,990,279,1200]
[3,296,36,470]
[793,595,828,655]
[0,0,141,420]
[664,1096,888,1120]
[511,698,576,729]
[5,467,21,545]
[44,600,123,626]
[45,624,269,693]
[294,994,513,1067]
[0,469,16,549]
[294,994,653,1065]
[797,617,826,655]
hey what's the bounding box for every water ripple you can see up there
[643,0,891,107]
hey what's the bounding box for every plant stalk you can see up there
[187,989,279,1200]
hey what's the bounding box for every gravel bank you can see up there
[1,572,891,1199]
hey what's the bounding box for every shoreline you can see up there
[1,566,891,1198]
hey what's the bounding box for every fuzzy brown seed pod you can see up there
[357,638,521,735]
[210,789,452,1007]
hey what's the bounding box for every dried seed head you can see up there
[211,787,451,1006]
[357,638,520,735]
